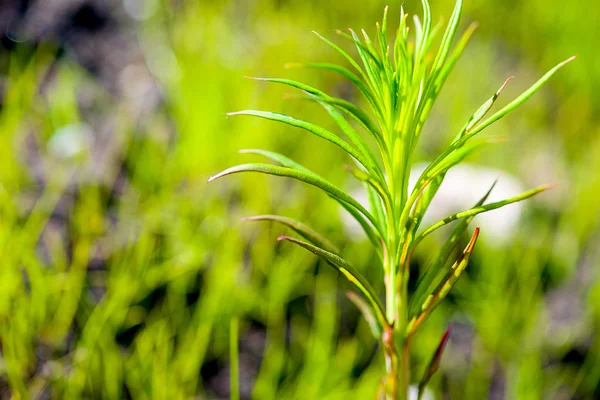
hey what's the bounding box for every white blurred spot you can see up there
[410,385,433,400]
[119,63,154,99]
[144,41,181,83]
[48,123,92,160]
[123,0,159,21]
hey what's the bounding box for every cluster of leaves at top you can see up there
[209,0,573,397]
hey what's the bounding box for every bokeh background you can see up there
[0,0,598,399]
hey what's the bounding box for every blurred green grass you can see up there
[0,0,598,399]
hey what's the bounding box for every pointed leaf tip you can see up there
[466,227,480,252]
[496,76,514,96]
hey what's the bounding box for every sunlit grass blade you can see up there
[347,290,383,338]
[242,214,340,254]
[417,327,451,400]
[208,163,383,238]
[227,110,376,176]
[416,184,553,243]
[409,179,497,316]
[407,228,480,335]
[278,235,387,326]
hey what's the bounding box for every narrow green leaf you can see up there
[430,0,463,78]
[418,327,452,400]
[239,149,310,173]
[426,136,498,179]
[412,173,445,231]
[278,235,386,325]
[208,163,383,238]
[243,215,340,254]
[285,62,380,113]
[407,228,480,335]
[410,179,497,316]
[468,56,576,136]
[418,0,432,61]
[337,29,385,100]
[318,101,384,180]
[416,184,553,243]
[346,165,390,205]
[295,94,386,147]
[228,110,375,175]
[243,77,386,149]
[338,198,384,255]
[237,151,383,251]
[412,19,476,145]
[312,30,370,84]
[367,184,386,228]
[461,76,513,135]
[347,290,383,338]
[432,21,478,91]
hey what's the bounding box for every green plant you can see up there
[209,1,574,398]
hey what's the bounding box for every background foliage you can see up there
[0,0,598,399]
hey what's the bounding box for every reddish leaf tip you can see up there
[277,235,292,242]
